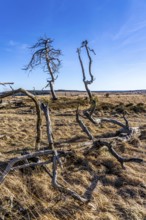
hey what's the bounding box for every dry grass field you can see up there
[0,92,146,220]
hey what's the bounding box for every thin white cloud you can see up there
[7,40,29,51]
[113,0,146,43]
[113,20,146,41]
[121,32,146,47]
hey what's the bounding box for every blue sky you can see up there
[0,0,146,91]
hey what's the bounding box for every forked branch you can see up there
[0,149,71,184]
[94,140,143,168]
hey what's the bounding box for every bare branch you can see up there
[0,149,71,184]
[0,88,42,150]
[41,103,62,167]
[94,140,143,168]
[76,106,94,140]
[0,82,14,86]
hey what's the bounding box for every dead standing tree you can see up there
[24,37,62,100]
[77,40,95,101]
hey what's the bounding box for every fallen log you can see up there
[0,149,71,184]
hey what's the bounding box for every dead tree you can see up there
[0,88,42,150]
[82,100,140,141]
[0,97,144,204]
[76,110,143,169]
[0,102,88,203]
[77,40,95,101]
[23,37,62,100]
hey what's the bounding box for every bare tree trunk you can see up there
[84,81,92,101]
[77,48,93,101]
[49,81,58,100]
[45,45,58,101]
[77,44,95,102]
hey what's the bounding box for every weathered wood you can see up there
[76,107,94,140]
[41,103,54,147]
[41,103,62,167]
[84,111,128,130]
[0,88,42,150]
[77,40,95,101]
[0,82,14,86]
[51,155,87,202]
[0,149,71,184]
[52,155,58,187]
[11,159,52,170]
[94,140,143,168]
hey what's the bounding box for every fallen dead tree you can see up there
[0,149,71,184]
[82,100,140,141]
[0,102,88,202]
[76,101,143,167]
[85,140,143,168]
[0,98,144,203]
[0,148,87,202]
[40,103,88,202]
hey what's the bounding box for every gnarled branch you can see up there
[0,88,42,150]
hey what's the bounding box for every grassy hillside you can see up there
[0,93,146,220]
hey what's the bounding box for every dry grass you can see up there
[0,93,146,220]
